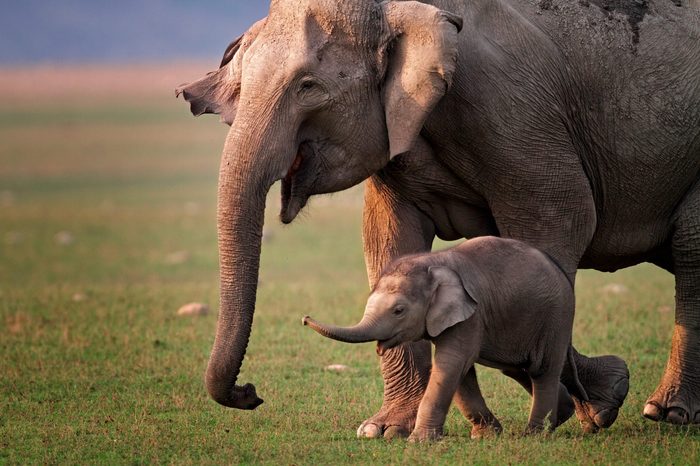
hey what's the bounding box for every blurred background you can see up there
[1,1,267,64]
[0,1,276,290]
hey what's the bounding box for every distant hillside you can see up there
[0,0,269,64]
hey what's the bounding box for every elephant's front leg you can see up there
[356,175,435,439]
[455,366,503,439]
[410,327,474,442]
[644,184,700,425]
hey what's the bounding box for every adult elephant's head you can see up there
[176,0,461,409]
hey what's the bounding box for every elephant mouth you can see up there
[376,336,401,357]
[280,143,313,224]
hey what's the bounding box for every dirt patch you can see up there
[587,0,649,43]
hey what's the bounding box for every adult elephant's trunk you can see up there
[303,315,386,343]
[205,113,294,409]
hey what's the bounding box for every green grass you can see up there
[1,91,698,465]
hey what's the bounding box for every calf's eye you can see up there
[393,306,405,316]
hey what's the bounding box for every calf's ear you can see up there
[426,266,476,337]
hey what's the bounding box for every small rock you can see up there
[165,250,190,265]
[55,231,75,246]
[177,302,209,317]
[600,283,628,295]
[325,364,351,372]
[72,293,86,302]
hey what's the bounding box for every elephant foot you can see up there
[358,341,431,439]
[357,404,419,439]
[573,355,630,433]
[470,419,502,439]
[644,370,700,425]
[408,426,443,443]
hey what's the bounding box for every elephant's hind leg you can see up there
[454,366,502,439]
[567,353,629,432]
[502,368,575,429]
[644,182,700,425]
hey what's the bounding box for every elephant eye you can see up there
[298,77,318,93]
[393,306,405,316]
[295,76,329,108]
[300,80,315,91]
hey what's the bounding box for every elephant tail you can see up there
[568,345,590,402]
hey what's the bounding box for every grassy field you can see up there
[1,64,698,465]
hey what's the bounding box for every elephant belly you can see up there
[577,167,695,271]
[417,200,499,242]
[475,357,525,373]
[580,219,672,272]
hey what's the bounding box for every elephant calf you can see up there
[303,236,589,440]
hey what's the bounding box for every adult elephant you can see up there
[177,0,700,435]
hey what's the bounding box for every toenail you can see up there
[643,402,663,421]
[581,420,599,434]
[357,423,382,439]
[666,407,689,425]
[594,408,618,428]
[384,425,409,440]
[694,411,700,423]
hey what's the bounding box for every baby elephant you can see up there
[303,236,588,441]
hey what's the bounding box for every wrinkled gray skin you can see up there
[177,0,700,436]
[304,237,587,441]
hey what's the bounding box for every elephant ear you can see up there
[175,18,266,126]
[380,1,462,158]
[426,266,476,338]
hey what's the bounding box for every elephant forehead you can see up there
[366,291,399,311]
[377,272,429,297]
[375,275,407,294]
[268,0,382,47]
